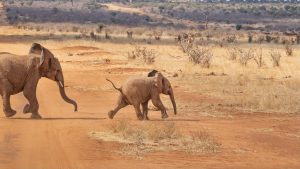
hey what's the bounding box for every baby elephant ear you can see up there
[29,43,45,66]
[29,43,43,55]
[148,69,158,77]
[154,72,163,92]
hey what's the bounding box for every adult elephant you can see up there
[0,43,77,119]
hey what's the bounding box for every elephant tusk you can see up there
[58,81,64,88]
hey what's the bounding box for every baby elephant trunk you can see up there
[168,88,177,115]
[56,73,78,111]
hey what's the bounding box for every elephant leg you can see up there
[133,104,143,121]
[1,80,16,117]
[142,101,149,120]
[151,96,168,119]
[23,104,30,114]
[2,94,16,118]
[108,95,128,119]
[23,84,41,119]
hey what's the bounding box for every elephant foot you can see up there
[23,104,31,114]
[108,111,114,119]
[4,109,17,118]
[161,113,169,119]
[31,113,42,119]
[137,113,144,121]
[143,115,149,121]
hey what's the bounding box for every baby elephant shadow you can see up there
[7,117,106,121]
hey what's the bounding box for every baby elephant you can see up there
[107,71,177,120]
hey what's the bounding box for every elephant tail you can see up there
[106,79,122,93]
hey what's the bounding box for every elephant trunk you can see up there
[169,88,177,115]
[56,72,78,111]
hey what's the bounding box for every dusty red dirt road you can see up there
[0,67,299,169]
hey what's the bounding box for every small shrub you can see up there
[72,26,79,32]
[90,31,99,41]
[127,45,156,64]
[187,46,213,68]
[179,39,193,53]
[285,44,293,56]
[253,47,264,68]
[257,35,265,43]
[153,30,163,41]
[248,34,253,43]
[238,48,254,66]
[105,32,111,39]
[96,24,105,33]
[273,36,280,44]
[265,35,272,43]
[226,35,236,43]
[270,50,282,67]
[235,24,242,31]
[226,46,241,60]
[127,31,133,39]
[178,33,194,53]
[296,35,300,44]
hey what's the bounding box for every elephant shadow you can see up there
[150,118,201,122]
[5,117,106,121]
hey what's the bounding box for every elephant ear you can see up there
[154,72,164,93]
[29,43,43,55]
[29,43,53,69]
[148,69,158,77]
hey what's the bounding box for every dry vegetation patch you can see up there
[187,45,213,68]
[127,45,156,64]
[90,120,220,159]
[269,50,282,67]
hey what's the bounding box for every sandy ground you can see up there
[0,31,299,169]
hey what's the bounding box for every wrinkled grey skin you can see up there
[107,72,177,120]
[0,43,77,119]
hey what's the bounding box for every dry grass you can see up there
[232,77,300,113]
[90,120,220,159]
[127,45,156,64]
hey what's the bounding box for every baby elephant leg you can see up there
[108,95,128,119]
[2,94,16,118]
[142,101,149,120]
[23,104,31,114]
[1,79,16,117]
[151,96,168,119]
[23,83,41,119]
[133,104,143,121]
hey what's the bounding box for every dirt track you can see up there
[0,66,299,169]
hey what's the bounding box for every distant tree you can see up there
[158,5,165,13]
[236,24,242,31]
